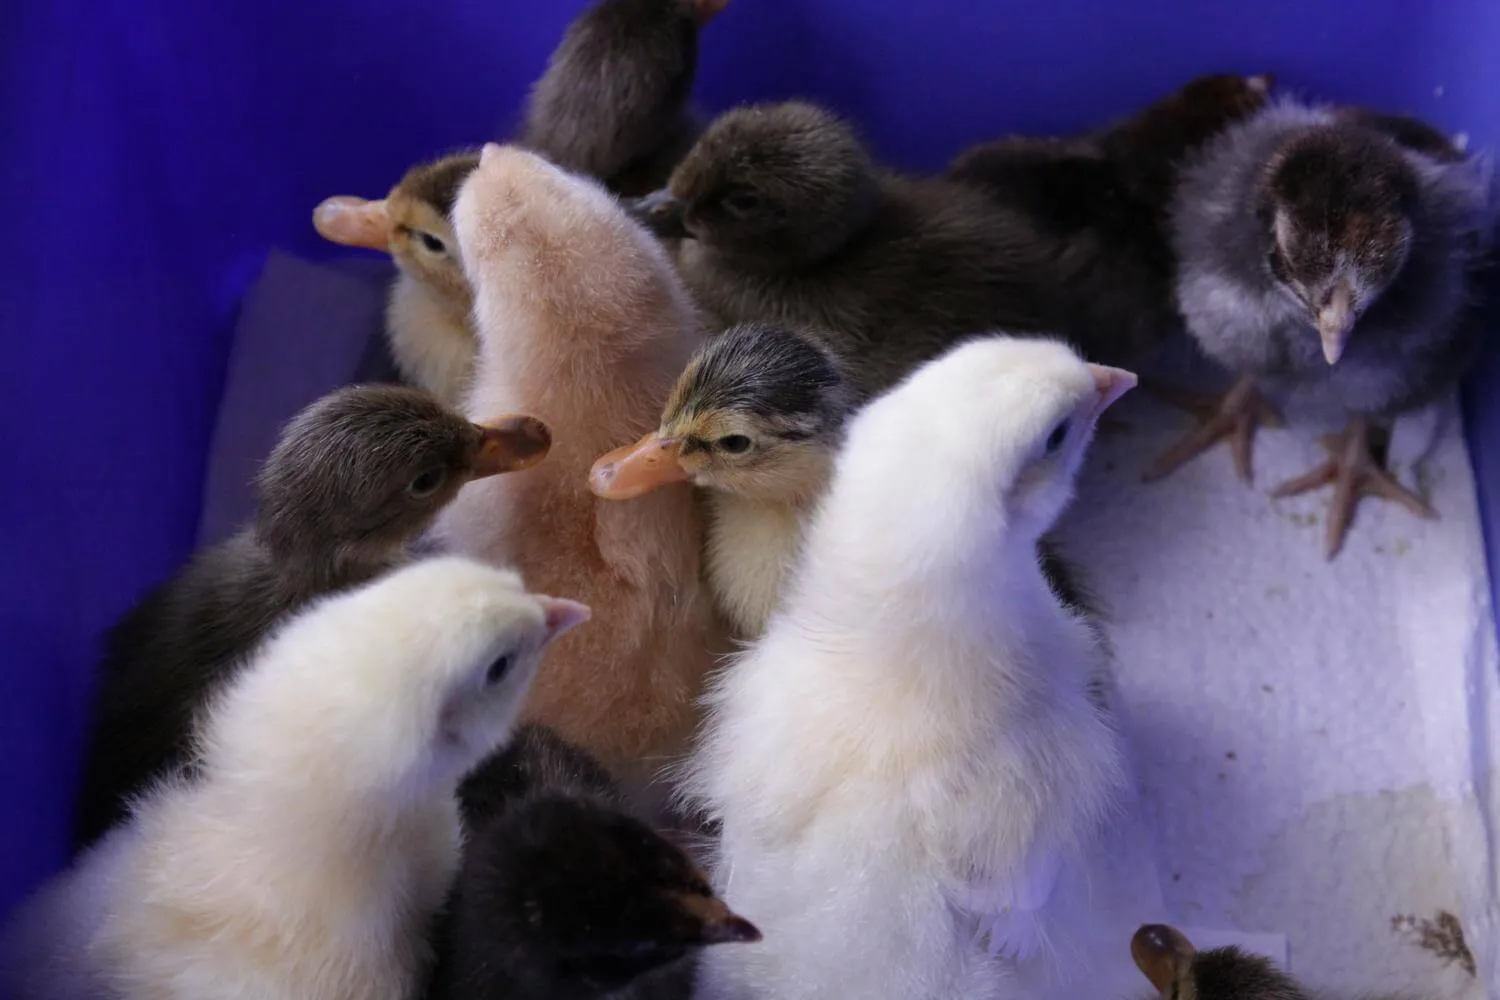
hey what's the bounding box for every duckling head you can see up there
[313,151,480,319]
[257,385,551,574]
[625,101,880,268]
[590,324,856,505]
[1131,925,1308,1000]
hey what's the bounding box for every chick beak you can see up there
[1317,282,1356,365]
[1086,364,1138,418]
[312,196,392,251]
[470,415,553,479]
[624,190,690,240]
[672,892,763,945]
[589,432,690,499]
[1130,924,1196,994]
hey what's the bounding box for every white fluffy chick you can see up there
[1,556,588,1000]
[682,336,1136,1000]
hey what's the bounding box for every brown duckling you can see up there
[626,101,1194,390]
[315,153,482,407]
[71,385,551,852]
[1133,925,1309,1000]
[430,725,759,1000]
[520,0,730,197]
[590,323,1100,639]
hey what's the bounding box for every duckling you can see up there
[437,143,726,801]
[311,0,726,406]
[315,153,481,407]
[72,385,551,852]
[590,323,1103,639]
[520,0,730,197]
[2,557,590,1000]
[429,725,759,1000]
[627,101,1174,390]
[683,336,1136,1000]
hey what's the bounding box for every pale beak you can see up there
[1317,282,1356,365]
[589,431,690,499]
[535,596,591,642]
[470,415,553,478]
[1086,363,1138,417]
[623,189,690,240]
[312,195,393,251]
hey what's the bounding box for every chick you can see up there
[589,323,1100,639]
[72,385,551,851]
[2,557,590,1000]
[682,336,1135,1000]
[947,74,1272,366]
[520,0,730,197]
[428,725,760,1000]
[625,102,1154,393]
[437,143,726,800]
[315,153,482,407]
[1154,99,1492,556]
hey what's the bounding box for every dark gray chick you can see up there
[1153,98,1493,556]
[521,0,729,197]
[623,101,1149,394]
[71,385,552,851]
[427,725,759,1000]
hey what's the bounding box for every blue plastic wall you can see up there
[4,0,1499,919]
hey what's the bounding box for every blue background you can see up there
[4,0,1498,918]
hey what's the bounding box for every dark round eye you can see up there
[722,191,762,216]
[418,231,447,254]
[408,467,447,498]
[485,653,513,686]
[1044,420,1070,455]
[717,434,752,454]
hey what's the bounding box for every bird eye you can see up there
[1044,420,1070,455]
[722,191,763,217]
[717,434,753,454]
[408,467,447,498]
[485,653,513,686]
[418,231,447,254]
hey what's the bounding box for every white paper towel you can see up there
[1053,369,1500,999]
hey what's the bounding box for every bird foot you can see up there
[1142,374,1281,484]
[1270,420,1436,560]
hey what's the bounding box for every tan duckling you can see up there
[591,324,1102,640]
[437,143,726,802]
[314,154,481,407]
[72,385,551,852]
[311,0,727,407]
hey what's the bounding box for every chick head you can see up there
[844,336,1134,545]
[1132,924,1309,1000]
[256,385,551,568]
[470,796,759,988]
[589,324,855,504]
[1259,127,1417,365]
[313,152,480,317]
[627,101,879,267]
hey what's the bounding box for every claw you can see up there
[1142,374,1280,484]
[1271,419,1437,559]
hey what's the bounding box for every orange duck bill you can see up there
[471,415,553,477]
[589,431,689,500]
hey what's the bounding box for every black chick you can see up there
[947,73,1273,385]
[429,725,760,1000]
[1131,925,1312,1000]
[625,101,1152,393]
[1155,98,1493,556]
[71,386,552,851]
[521,0,729,197]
